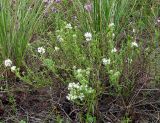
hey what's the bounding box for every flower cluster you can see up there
[65,23,72,29]
[11,66,16,72]
[108,22,115,38]
[111,48,117,53]
[57,35,64,42]
[84,32,92,42]
[4,59,12,67]
[66,82,94,101]
[54,46,60,51]
[131,41,138,48]
[102,58,110,65]
[133,29,136,33]
[38,47,45,54]
[4,59,16,72]
[109,23,115,28]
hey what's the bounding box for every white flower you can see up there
[65,23,72,29]
[54,46,60,51]
[11,66,16,72]
[74,84,80,89]
[111,48,117,53]
[112,33,115,37]
[102,58,110,65]
[67,82,94,101]
[157,19,160,23]
[38,47,45,54]
[131,41,138,47]
[68,83,74,90]
[77,69,82,73]
[68,82,80,90]
[66,95,72,100]
[109,23,114,28]
[67,92,78,100]
[133,29,136,33]
[4,59,12,67]
[66,95,70,100]
[57,35,63,42]
[84,32,92,41]
[79,93,84,101]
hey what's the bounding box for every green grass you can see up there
[0,0,45,66]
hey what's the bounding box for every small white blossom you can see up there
[131,41,138,47]
[157,19,160,23]
[66,95,70,100]
[84,32,92,41]
[66,82,94,101]
[109,23,114,28]
[102,58,110,65]
[65,23,72,29]
[11,66,16,72]
[77,69,82,73]
[66,95,72,100]
[133,29,136,33]
[79,93,85,101]
[4,59,12,67]
[68,82,80,90]
[57,35,63,42]
[38,47,45,54]
[68,83,74,90]
[112,33,115,37]
[111,48,117,53]
[54,46,60,51]
[67,94,77,101]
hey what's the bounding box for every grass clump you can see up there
[0,0,45,66]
